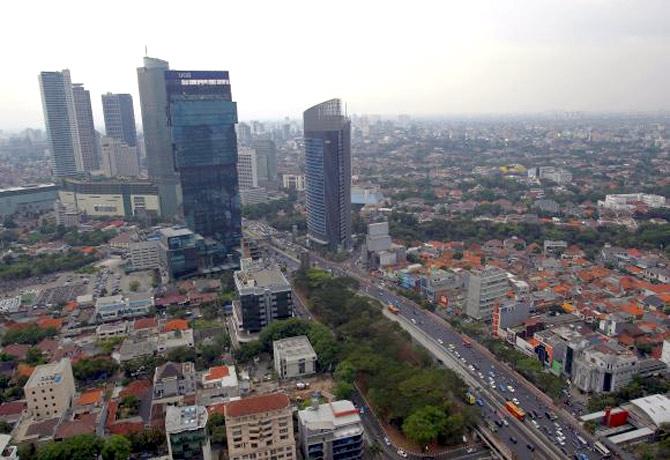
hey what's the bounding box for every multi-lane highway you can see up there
[253,225,603,460]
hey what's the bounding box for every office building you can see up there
[101,136,140,177]
[237,147,258,189]
[304,99,351,250]
[572,344,639,393]
[252,139,277,185]
[224,393,296,460]
[365,222,392,253]
[38,70,81,176]
[297,399,364,460]
[465,266,509,320]
[24,358,76,420]
[239,187,268,206]
[236,122,252,145]
[129,240,161,271]
[282,174,305,191]
[233,258,293,334]
[0,184,58,217]
[165,70,241,252]
[95,293,154,322]
[59,178,161,218]
[158,226,230,280]
[71,83,99,172]
[137,57,181,216]
[101,93,137,147]
[165,405,211,460]
[273,336,317,379]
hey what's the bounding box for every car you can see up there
[526,444,535,451]
[502,419,509,427]
[512,398,520,405]
[507,385,515,393]
[397,449,408,458]
[410,318,416,324]
[495,419,504,427]
[476,399,484,407]
[468,365,475,371]
[509,436,518,444]
[437,338,444,345]
[498,384,506,392]
[490,383,496,389]
[384,437,391,446]
[531,420,540,428]
[466,448,475,454]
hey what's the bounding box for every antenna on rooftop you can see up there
[144,45,148,56]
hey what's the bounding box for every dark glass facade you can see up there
[304,99,352,250]
[102,93,138,147]
[165,71,241,253]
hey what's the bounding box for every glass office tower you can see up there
[165,70,241,253]
[304,99,351,251]
[102,93,138,147]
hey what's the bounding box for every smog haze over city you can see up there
[1,2,670,460]
[1,0,669,129]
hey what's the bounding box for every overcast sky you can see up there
[1,0,669,131]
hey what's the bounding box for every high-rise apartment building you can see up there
[165,70,241,252]
[38,70,81,177]
[71,83,99,172]
[102,93,138,147]
[101,136,140,177]
[466,266,509,320]
[224,393,296,460]
[24,358,76,420]
[165,405,211,460]
[137,57,181,217]
[304,99,351,251]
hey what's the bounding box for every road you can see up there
[308,253,602,460]
[252,226,602,460]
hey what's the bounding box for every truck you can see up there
[505,401,526,421]
[388,304,400,314]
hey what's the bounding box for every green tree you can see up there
[207,412,227,446]
[101,435,131,460]
[402,406,448,446]
[36,434,101,460]
[128,280,140,292]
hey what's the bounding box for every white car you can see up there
[384,437,391,446]
[512,398,520,405]
[468,365,475,371]
[397,449,408,458]
[502,419,509,427]
[507,386,515,393]
[438,338,444,345]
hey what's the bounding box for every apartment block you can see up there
[24,358,76,420]
[165,405,211,460]
[297,399,364,460]
[224,393,296,460]
[465,266,509,320]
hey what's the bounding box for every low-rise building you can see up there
[573,343,639,393]
[24,358,76,420]
[199,365,239,404]
[165,405,211,460]
[95,293,153,322]
[297,398,364,460]
[224,393,295,460]
[153,361,197,401]
[273,336,317,379]
[96,321,130,340]
[157,329,194,354]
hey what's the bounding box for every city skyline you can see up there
[2,0,669,130]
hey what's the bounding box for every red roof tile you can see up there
[225,393,290,418]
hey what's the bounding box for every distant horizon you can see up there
[4,109,670,135]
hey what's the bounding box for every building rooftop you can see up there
[298,400,362,433]
[165,405,207,434]
[630,394,670,427]
[273,335,317,359]
[159,227,193,238]
[25,358,70,388]
[225,392,290,418]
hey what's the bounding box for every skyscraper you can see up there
[38,70,81,177]
[101,93,138,147]
[71,83,99,172]
[165,70,241,253]
[303,99,352,250]
[252,139,277,186]
[137,57,181,217]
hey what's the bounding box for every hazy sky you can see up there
[1,0,669,131]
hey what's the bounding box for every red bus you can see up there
[505,401,526,421]
[388,304,400,314]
